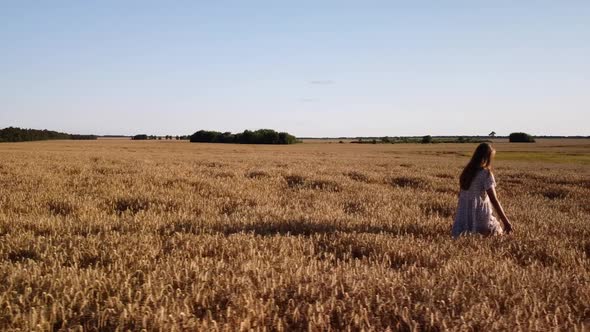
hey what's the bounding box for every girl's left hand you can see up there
[503,221,513,234]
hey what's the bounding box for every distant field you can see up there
[0,139,589,330]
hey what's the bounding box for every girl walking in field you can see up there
[452,143,513,238]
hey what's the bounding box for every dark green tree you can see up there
[190,129,297,144]
[421,135,433,144]
[132,134,148,140]
[509,132,535,143]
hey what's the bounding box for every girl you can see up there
[452,143,513,238]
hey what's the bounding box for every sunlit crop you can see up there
[0,139,588,330]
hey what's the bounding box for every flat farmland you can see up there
[0,139,589,331]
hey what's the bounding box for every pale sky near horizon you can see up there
[1,1,589,137]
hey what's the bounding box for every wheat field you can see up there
[0,139,588,331]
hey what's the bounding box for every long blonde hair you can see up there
[460,143,495,190]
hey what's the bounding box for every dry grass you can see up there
[0,139,589,331]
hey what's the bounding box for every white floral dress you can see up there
[452,168,503,238]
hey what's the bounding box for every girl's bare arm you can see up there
[487,187,513,233]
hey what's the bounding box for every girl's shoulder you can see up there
[474,167,489,176]
[481,168,496,188]
[476,168,494,185]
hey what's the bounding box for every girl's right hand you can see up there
[503,221,513,234]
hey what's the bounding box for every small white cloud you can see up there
[299,98,319,103]
[309,80,334,85]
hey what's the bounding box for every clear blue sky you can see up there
[1,1,588,137]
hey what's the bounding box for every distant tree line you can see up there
[132,135,190,140]
[189,129,298,144]
[533,135,589,139]
[71,134,98,140]
[347,132,541,144]
[351,136,488,144]
[0,127,97,142]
